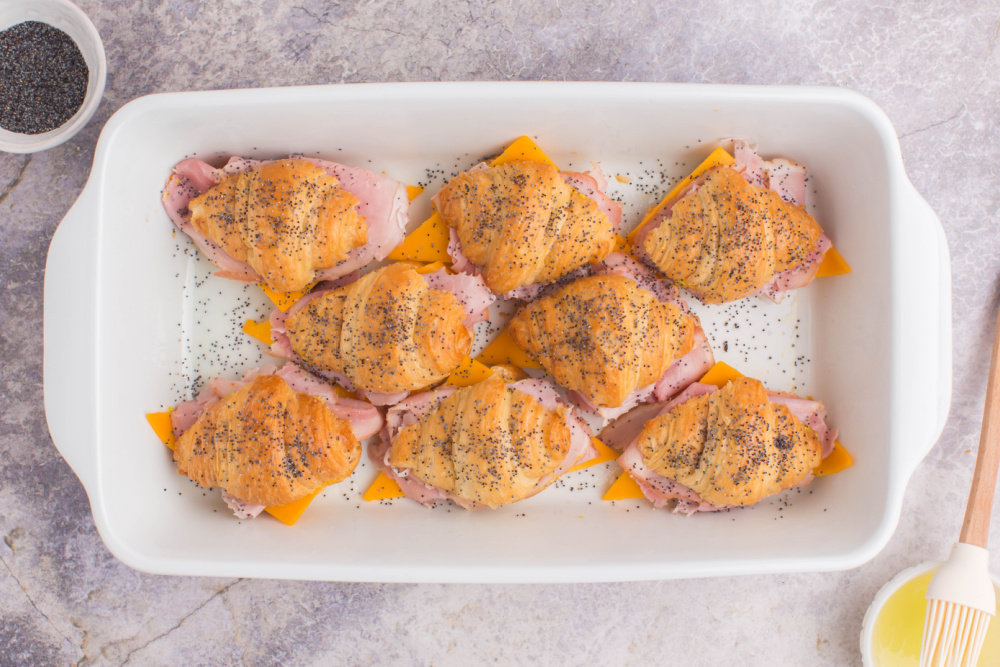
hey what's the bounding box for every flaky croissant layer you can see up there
[389,374,574,508]
[188,159,368,292]
[285,263,472,394]
[637,378,822,507]
[642,166,823,303]
[507,274,697,408]
[437,160,616,293]
[173,374,361,507]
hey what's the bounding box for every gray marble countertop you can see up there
[2,1,999,665]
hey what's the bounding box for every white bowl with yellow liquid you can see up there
[861,561,1000,666]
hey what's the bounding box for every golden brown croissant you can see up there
[388,374,582,508]
[436,160,616,293]
[641,166,823,303]
[187,159,367,292]
[507,274,696,409]
[635,377,822,507]
[173,374,361,507]
[284,263,472,394]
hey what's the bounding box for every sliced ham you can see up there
[359,389,411,407]
[768,391,839,457]
[763,158,807,207]
[509,379,598,483]
[161,155,408,283]
[170,363,382,443]
[617,442,718,515]
[221,491,266,520]
[562,165,623,232]
[447,227,478,276]
[422,268,496,326]
[756,234,833,303]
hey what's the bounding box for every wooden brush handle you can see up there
[960,305,1000,548]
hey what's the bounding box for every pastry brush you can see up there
[919,306,1000,667]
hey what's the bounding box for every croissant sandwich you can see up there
[370,373,597,509]
[633,142,832,303]
[162,155,408,291]
[435,159,622,296]
[170,364,382,518]
[269,263,495,405]
[603,377,838,514]
[507,252,714,420]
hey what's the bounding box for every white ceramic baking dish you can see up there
[43,82,951,583]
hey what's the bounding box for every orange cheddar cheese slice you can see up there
[816,247,852,277]
[603,361,853,501]
[264,488,322,526]
[363,473,405,501]
[568,438,618,473]
[260,282,316,312]
[146,411,176,450]
[386,212,451,263]
[490,135,559,168]
[407,185,424,201]
[445,356,495,387]
[414,260,447,275]
[603,471,645,501]
[475,329,543,370]
[697,361,744,388]
[242,319,274,346]
[813,442,853,476]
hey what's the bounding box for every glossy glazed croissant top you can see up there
[436,160,616,293]
[388,374,572,508]
[187,159,368,292]
[285,263,472,394]
[636,378,822,507]
[642,166,823,303]
[173,374,361,506]
[507,274,696,408]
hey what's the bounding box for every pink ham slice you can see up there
[374,379,597,508]
[421,268,496,327]
[561,165,623,233]
[634,140,830,302]
[267,268,495,405]
[767,391,839,458]
[170,363,382,441]
[169,363,381,519]
[160,155,407,283]
[606,381,836,514]
[221,491,265,520]
[442,164,622,298]
[617,442,718,515]
[756,234,832,302]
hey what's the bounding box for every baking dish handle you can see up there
[43,184,99,495]
[893,179,952,477]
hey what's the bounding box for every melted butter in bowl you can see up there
[863,563,1000,666]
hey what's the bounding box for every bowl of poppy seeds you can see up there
[0,0,106,153]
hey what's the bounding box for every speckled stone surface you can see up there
[2,1,999,665]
